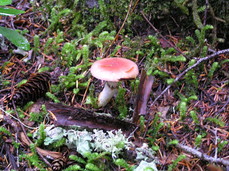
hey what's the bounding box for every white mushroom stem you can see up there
[98,81,118,107]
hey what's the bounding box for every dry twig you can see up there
[151,48,229,106]
[176,143,229,166]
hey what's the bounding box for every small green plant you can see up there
[139,116,145,133]
[0,73,11,87]
[208,62,219,79]
[168,154,186,171]
[0,0,30,50]
[168,139,179,145]
[0,126,11,136]
[194,133,206,147]
[20,143,46,170]
[190,110,199,124]
[46,92,60,103]
[217,140,228,153]
[185,25,213,57]
[62,164,81,171]
[137,35,186,77]
[205,117,225,127]
[65,152,110,171]
[147,113,164,145]
[16,107,26,119]
[0,126,20,149]
[33,35,40,54]
[29,104,48,122]
[114,158,134,171]
[57,63,90,93]
[177,93,197,119]
[44,29,64,55]
[35,123,46,146]
[115,87,128,119]
[85,83,98,108]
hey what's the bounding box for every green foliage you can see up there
[51,137,66,148]
[61,41,79,67]
[114,158,134,171]
[147,113,164,145]
[16,79,28,87]
[84,152,110,170]
[46,92,60,103]
[20,143,46,170]
[29,104,48,122]
[44,37,53,54]
[43,22,115,97]
[0,1,30,50]
[15,107,26,118]
[85,163,101,171]
[177,93,197,119]
[85,84,98,108]
[168,139,179,145]
[208,62,219,79]
[65,152,111,170]
[33,35,40,54]
[44,29,64,55]
[168,154,186,171]
[0,126,20,149]
[63,165,81,171]
[192,0,203,29]
[194,133,206,147]
[62,22,112,64]
[35,123,46,146]
[137,35,186,77]
[12,141,21,149]
[205,117,225,127]
[218,140,228,153]
[139,115,145,133]
[184,59,198,90]
[0,126,11,136]
[186,25,213,57]
[179,100,187,120]
[115,87,127,119]
[69,154,86,165]
[0,0,13,6]
[166,78,174,85]
[130,79,140,94]
[181,25,214,96]
[190,110,199,124]
[173,0,189,15]
[58,63,90,93]
[38,66,50,72]
[0,26,30,50]
[0,0,25,15]
[23,101,34,111]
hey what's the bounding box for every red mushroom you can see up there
[90,57,139,107]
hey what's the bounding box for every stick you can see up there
[176,143,229,166]
[151,48,229,106]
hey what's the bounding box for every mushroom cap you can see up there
[91,57,139,82]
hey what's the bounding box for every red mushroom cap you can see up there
[91,57,139,82]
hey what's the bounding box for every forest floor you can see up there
[0,0,228,171]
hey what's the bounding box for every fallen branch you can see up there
[151,48,229,106]
[176,143,229,166]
